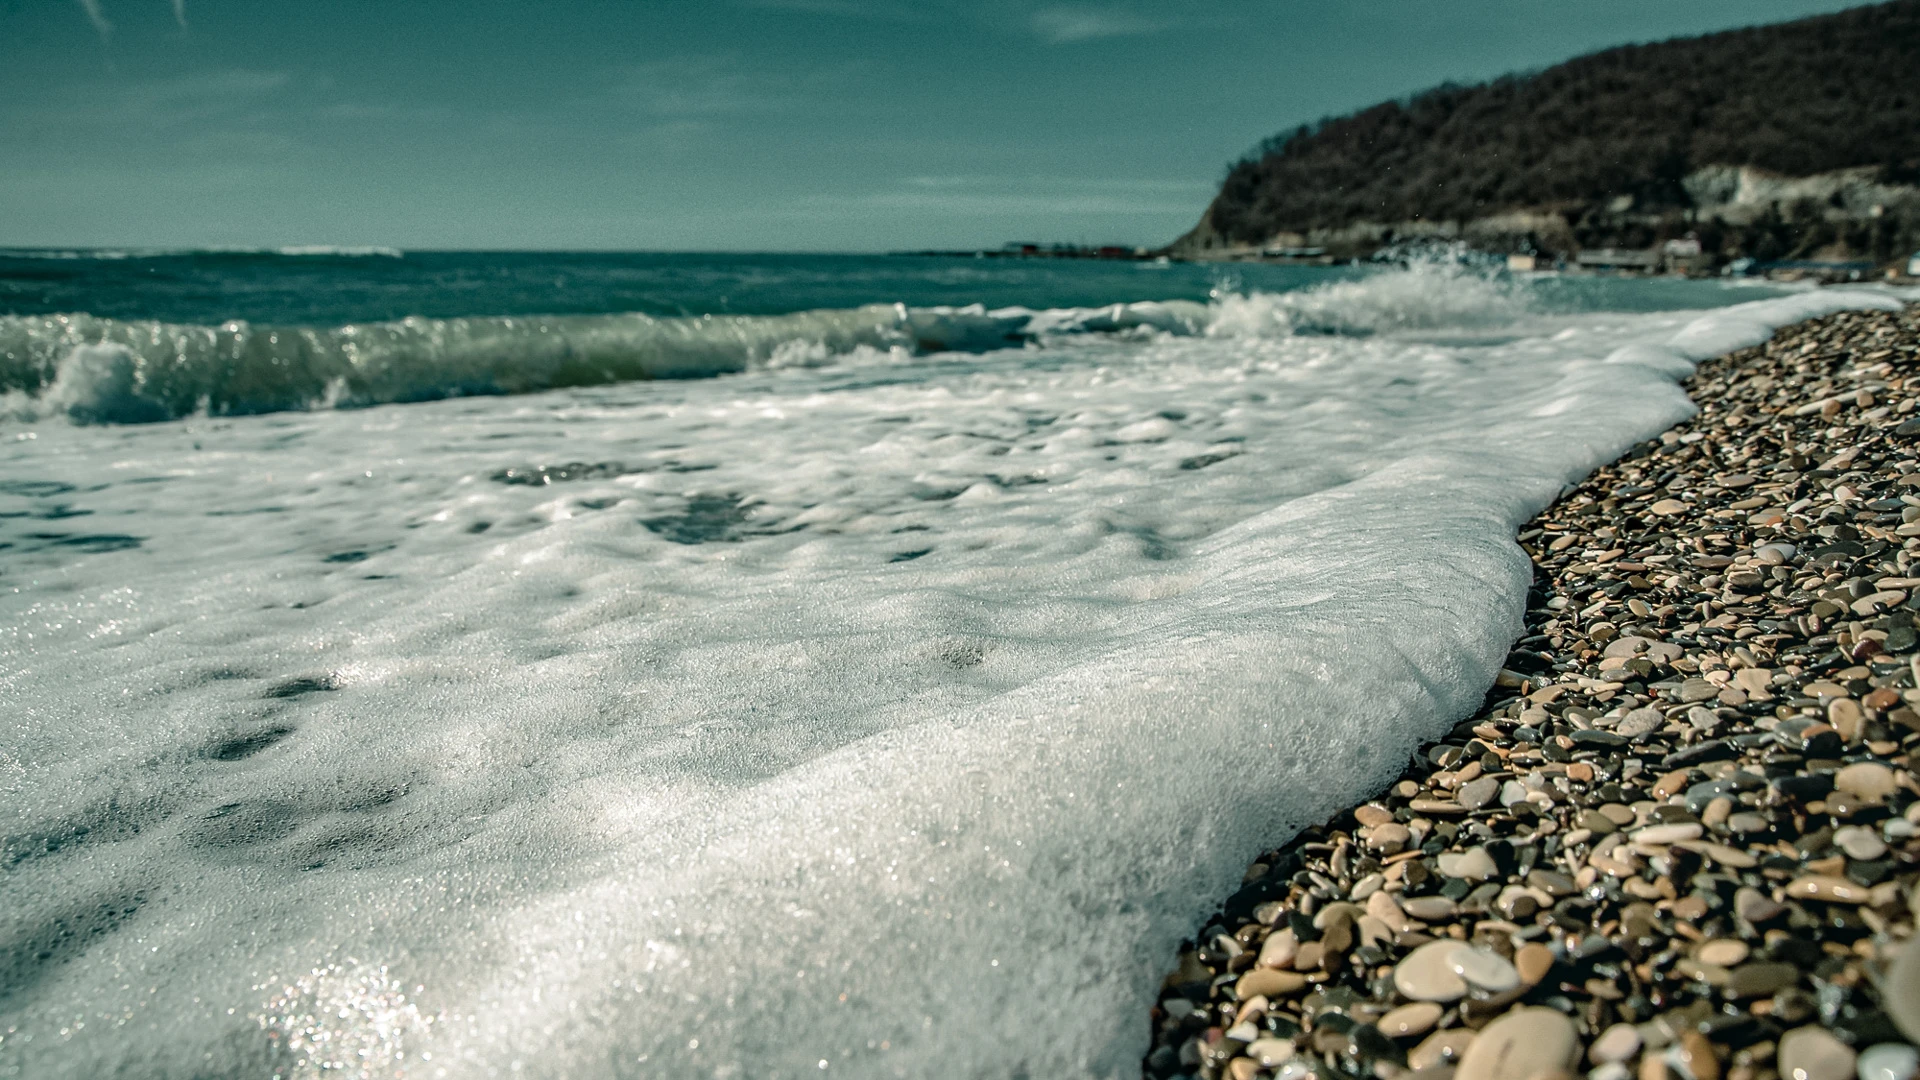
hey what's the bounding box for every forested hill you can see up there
[1176,0,1920,265]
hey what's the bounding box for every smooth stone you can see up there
[1454,1007,1579,1080]
[1257,928,1298,969]
[1499,779,1529,807]
[1449,946,1521,993]
[1835,762,1898,799]
[1672,1030,1720,1080]
[1779,1026,1858,1080]
[1835,825,1890,861]
[1527,869,1576,897]
[1458,776,1502,811]
[1591,1023,1643,1065]
[1368,889,1412,932]
[1736,887,1786,923]
[1696,939,1749,967]
[1651,499,1689,515]
[1727,961,1799,998]
[1395,940,1471,1002]
[1381,1001,1445,1039]
[1248,1037,1296,1068]
[1598,803,1637,826]
[1634,822,1704,845]
[1886,934,1920,1044]
[1681,840,1759,869]
[1356,803,1396,827]
[1514,942,1554,986]
[1726,811,1771,834]
[1370,822,1414,853]
[1617,708,1664,738]
[1235,967,1307,1001]
[1438,847,1499,881]
[1403,896,1459,921]
[1857,1044,1920,1080]
[1411,1028,1477,1070]
[1787,875,1872,903]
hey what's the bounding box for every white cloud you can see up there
[173,0,188,28]
[4,69,292,130]
[610,56,794,118]
[1031,6,1164,43]
[74,0,112,39]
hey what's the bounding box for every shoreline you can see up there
[1149,302,1920,1080]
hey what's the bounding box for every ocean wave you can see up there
[0,260,1566,425]
[0,302,1208,424]
[0,245,404,260]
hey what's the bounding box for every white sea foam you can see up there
[0,277,1907,1078]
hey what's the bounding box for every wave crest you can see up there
[1207,247,1534,337]
[1,256,1555,426]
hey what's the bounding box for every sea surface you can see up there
[0,249,1904,1079]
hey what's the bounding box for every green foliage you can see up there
[1207,1,1920,245]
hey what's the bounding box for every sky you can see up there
[0,0,1888,252]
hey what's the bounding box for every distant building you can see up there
[1506,253,1538,272]
[1261,245,1327,261]
[1662,236,1703,258]
[1576,248,1661,272]
[1909,251,1920,277]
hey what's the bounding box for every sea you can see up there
[0,248,1908,1079]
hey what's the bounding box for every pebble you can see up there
[1149,306,1920,1080]
[1835,825,1890,861]
[1402,895,1458,921]
[1632,822,1703,844]
[1514,942,1554,986]
[1696,939,1749,967]
[1448,945,1521,993]
[1246,1037,1295,1068]
[1779,1026,1858,1080]
[1786,875,1873,904]
[1735,887,1785,923]
[1411,1028,1478,1070]
[1355,804,1394,827]
[1590,1023,1643,1064]
[1255,927,1297,969]
[1458,775,1501,810]
[1857,1044,1920,1080]
[1394,940,1470,1002]
[1368,822,1412,853]
[1671,1030,1719,1080]
[1454,1007,1579,1080]
[1234,967,1306,1000]
[1834,762,1898,800]
[1726,961,1798,997]
[1437,847,1498,881]
[1379,1001,1444,1038]
[1885,935,1920,1044]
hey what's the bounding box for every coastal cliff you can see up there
[1174,0,1920,269]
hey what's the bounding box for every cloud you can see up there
[173,0,188,28]
[610,56,794,119]
[74,0,112,39]
[3,69,293,131]
[812,174,1205,216]
[1030,6,1164,43]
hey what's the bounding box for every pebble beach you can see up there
[1149,301,1920,1080]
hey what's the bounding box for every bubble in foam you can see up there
[254,959,439,1080]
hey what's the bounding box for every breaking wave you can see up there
[0,260,1544,424]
